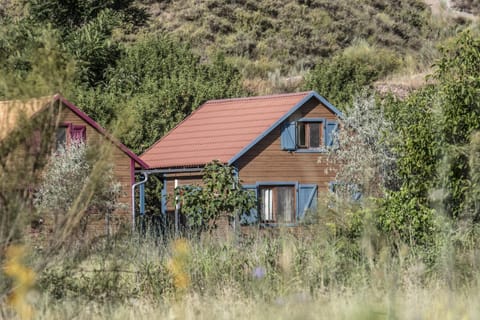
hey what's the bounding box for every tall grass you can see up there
[0,222,477,319]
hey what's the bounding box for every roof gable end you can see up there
[53,94,148,168]
[228,91,343,165]
[139,91,341,169]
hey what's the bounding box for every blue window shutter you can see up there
[139,183,146,216]
[325,120,338,147]
[241,185,258,224]
[281,121,296,150]
[297,184,318,219]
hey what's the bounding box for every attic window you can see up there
[56,126,68,150]
[297,121,321,149]
[55,124,87,150]
[281,118,338,152]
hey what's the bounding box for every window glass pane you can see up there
[260,188,273,222]
[276,186,295,223]
[309,123,320,148]
[297,122,306,147]
[56,126,67,150]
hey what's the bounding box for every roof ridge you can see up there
[205,91,312,104]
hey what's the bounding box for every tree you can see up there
[76,35,245,153]
[304,41,400,110]
[433,31,480,220]
[387,31,480,221]
[34,142,122,236]
[176,161,256,231]
[328,91,398,199]
[375,31,480,248]
[27,0,147,35]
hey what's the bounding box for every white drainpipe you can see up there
[131,172,149,232]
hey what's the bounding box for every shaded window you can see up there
[28,129,42,155]
[297,122,306,147]
[297,122,322,149]
[56,126,67,150]
[259,186,295,224]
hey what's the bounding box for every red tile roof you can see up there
[140,92,313,169]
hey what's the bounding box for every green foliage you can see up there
[23,0,148,90]
[377,188,438,248]
[65,9,123,87]
[433,31,480,219]
[76,36,245,153]
[388,31,480,219]
[304,42,400,109]
[27,0,147,34]
[176,161,256,231]
[376,31,480,248]
[0,21,75,99]
[386,87,440,199]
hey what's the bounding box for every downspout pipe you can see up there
[131,172,149,232]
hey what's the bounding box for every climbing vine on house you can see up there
[176,161,256,231]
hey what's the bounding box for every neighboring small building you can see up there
[0,94,148,235]
[140,91,341,227]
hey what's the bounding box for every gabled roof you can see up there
[0,94,148,168]
[140,91,341,169]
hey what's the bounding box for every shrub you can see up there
[34,142,122,236]
[304,41,400,109]
[176,161,256,231]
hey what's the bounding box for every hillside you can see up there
[0,0,477,152]
[142,0,469,94]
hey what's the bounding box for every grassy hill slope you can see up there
[142,0,465,94]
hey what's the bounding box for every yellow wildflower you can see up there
[167,238,191,291]
[3,245,36,320]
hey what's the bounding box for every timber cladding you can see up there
[235,99,338,191]
[58,106,134,235]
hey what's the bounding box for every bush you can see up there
[176,161,256,231]
[304,41,400,109]
[34,142,122,236]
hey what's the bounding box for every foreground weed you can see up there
[167,238,191,294]
[3,245,36,320]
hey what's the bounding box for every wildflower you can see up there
[3,245,36,320]
[252,266,266,279]
[167,238,191,291]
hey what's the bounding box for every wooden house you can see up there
[0,94,148,235]
[139,91,341,227]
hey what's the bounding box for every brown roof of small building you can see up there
[0,94,148,168]
[0,96,52,141]
[140,92,315,169]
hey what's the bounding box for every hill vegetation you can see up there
[1,1,480,319]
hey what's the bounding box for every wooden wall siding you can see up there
[235,99,338,191]
[59,107,133,232]
[164,174,203,211]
